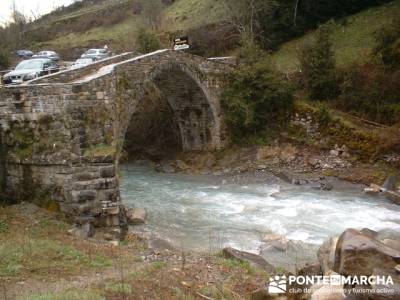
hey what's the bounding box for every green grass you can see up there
[218,257,255,275]
[0,239,111,277]
[39,17,144,51]
[271,0,400,73]
[105,282,132,294]
[164,0,229,31]
[17,289,105,300]
[0,218,8,233]
[35,0,231,52]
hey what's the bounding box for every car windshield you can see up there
[75,59,92,64]
[15,60,43,70]
[86,50,96,54]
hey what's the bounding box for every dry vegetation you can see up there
[0,203,268,300]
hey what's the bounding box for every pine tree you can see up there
[299,22,338,100]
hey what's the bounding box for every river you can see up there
[120,163,400,270]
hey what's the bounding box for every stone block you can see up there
[72,190,97,203]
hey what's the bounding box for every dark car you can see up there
[32,50,60,61]
[2,58,59,85]
[16,50,33,58]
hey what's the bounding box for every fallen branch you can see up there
[196,291,215,300]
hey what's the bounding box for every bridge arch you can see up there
[117,60,219,163]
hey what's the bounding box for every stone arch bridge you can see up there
[0,50,231,229]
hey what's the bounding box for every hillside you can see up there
[13,0,398,62]
[271,0,400,73]
[24,0,230,58]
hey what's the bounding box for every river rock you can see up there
[250,288,288,300]
[222,247,275,273]
[175,160,189,171]
[381,175,398,192]
[156,161,176,173]
[320,181,333,191]
[270,192,289,200]
[383,190,400,205]
[310,283,345,300]
[148,238,175,251]
[381,239,400,251]
[317,236,338,274]
[333,228,400,276]
[263,234,288,252]
[360,228,379,238]
[126,208,147,225]
[364,183,382,195]
[298,262,322,277]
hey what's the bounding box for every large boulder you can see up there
[317,236,338,274]
[310,283,345,300]
[333,229,400,276]
[222,247,275,273]
[126,208,147,225]
[333,228,400,299]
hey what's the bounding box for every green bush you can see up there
[316,103,333,127]
[374,18,400,69]
[135,28,160,54]
[221,59,294,143]
[337,63,400,125]
[299,23,338,101]
[0,50,10,69]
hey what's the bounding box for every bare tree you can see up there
[294,0,300,26]
[7,0,28,48]
[223,0,276,40]
[11,0,27,26]
[141,0,163,30]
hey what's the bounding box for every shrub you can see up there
[316,103,332,127]
[135,28,160,54]
[187,22,238,57]
[221,59,294,142]
[374,18,400,69]
[337,63,400,125]
[0,50,10,69]
[299,22,338,101]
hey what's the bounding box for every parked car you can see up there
[70,57,95,70]
[15,50,33,58]
[2,58,59,85]
[81,49,109,61]
[32,50,60,61]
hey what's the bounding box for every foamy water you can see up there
[120,164,400,268]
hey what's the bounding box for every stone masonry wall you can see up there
[0,50,231,231]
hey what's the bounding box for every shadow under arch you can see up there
[119,61,219,163]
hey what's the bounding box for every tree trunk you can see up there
[293,0,300,26]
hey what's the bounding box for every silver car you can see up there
[2,58,59,85]
[70,58,95,70]
[81,49,109,61]
[32,50,60,61]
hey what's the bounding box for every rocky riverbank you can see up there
[140,142,399,201]
[2,202,398,300]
